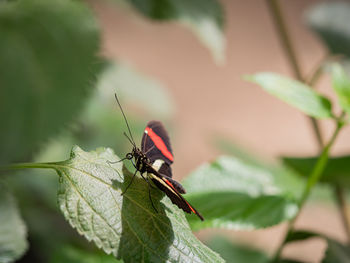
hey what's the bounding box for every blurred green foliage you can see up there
[306,2,350,59]
[3,0,350,262]
[0,0,102,165]
[183,156,299,231]
[120,0,225,63]
[283,155,350,188]
[245,73,333,119]
[0,184,27,263]
[206,236,268,263]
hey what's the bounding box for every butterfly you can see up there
[113,94,204,221]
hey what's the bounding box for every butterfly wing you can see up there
[141,120,174,178]
[148,171,204,221]
[142,121,203,220]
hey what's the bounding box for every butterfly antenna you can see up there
[114,93,136,147]
[123,132,135,147]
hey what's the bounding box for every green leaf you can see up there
[276,260,306,263]
[50,245,121,263]
[214,136,304,199]
[0,183,28,263]
[206,236,268,263]
[123,0,225,63]
[306,2,350,58]
[285,230,319,244]
[56,146,223,263]
[282,230,350,263]
[322,239,350,263]
[182,156,299,231]
[282,155,350,187]
[0,0,102,164]
[331,63,350,114]
[245,73,333,119]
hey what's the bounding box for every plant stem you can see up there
[266,0,324,150]
[266,0,303,81]
[266,0,350,259]
[301,120,343,205]
[0,162,57,171]
[273,120,344,261]
[310,118,324,150]
[335,185,350,245]
[306,55,328,88]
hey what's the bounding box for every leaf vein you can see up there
[60,170,121,241]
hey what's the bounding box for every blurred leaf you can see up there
[50,245,120,263]
[0,0,102,164]
[216,136,333,202]
[122,0,225,63]
[285,230,319,244]
[206,236,268,263]
[322,239,350,263]
[0,183,28,263]
[276,260,306,263]
[55,146,223,262]
[182,156,299,231]
[96,62,174,119]
[307,2,350,58]
[282,155,350,187]
[331,63,350,114]
[215,136,304,199]
[277,229,350,263]
[245,73,333,119]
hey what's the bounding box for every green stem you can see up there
[0,162,57,172]
[310,118,324,150]
[266,0,303,81]
[301,120,343,205]
[266,0,324,150]
[334,185,350,245]
[306,55,328,88]
[273,120,343,262]
[266,0,350,259]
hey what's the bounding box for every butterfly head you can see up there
[126,147,144,161]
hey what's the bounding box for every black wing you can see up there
[148,171,204,221]
[141,120,174,177]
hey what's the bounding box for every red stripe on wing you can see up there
[163,178,203,220]
[164,178,174,188]
[146,127,174,161]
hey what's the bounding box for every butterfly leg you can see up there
[121,168,138,196]
[107,153,133,165]
[147,183,158,213]
[139,172,156,189]
[139,173,158,213]
[107,157,127,165]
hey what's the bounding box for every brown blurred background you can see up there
[89,0,350,261]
